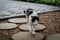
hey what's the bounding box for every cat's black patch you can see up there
[24,8,34,16]
[24,10,25,13]
[28,11,33,16]
[31,16,39,22]
[27,8,33,16]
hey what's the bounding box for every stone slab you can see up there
[12,32,44,40]
[47,34,60,40]
[0,23,18,29]
[8,18,27,24]
[19,24,46,31]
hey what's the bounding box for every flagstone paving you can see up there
[0,23,18,29]
[47,34,60,40]
[19,24,46,31]
[12,32,44,40]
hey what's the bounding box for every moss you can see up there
[14,0,60,6]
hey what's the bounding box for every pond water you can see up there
[0,0,60,19]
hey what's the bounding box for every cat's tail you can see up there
[23,10,25,13]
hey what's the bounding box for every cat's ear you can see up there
[24,10,25,13]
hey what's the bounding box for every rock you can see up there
[8,18,27,24]
[12,32,44,40]
[19,24,46,31]
[0,23,18,29]
[46,34,60,40]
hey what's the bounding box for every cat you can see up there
[24,8,39,34]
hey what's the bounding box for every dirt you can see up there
[0,10,60,40]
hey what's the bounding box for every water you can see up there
[0,0,60,19]
[0,0,21,16]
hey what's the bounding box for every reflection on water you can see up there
[0,0,60,19]
[0,0,21,16]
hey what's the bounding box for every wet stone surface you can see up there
[8,18,27,24]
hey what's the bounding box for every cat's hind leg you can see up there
[32,25,36,34]
[28,22,32,33]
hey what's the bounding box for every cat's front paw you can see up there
[28,27,32,32]
[32,31,36,34]
[28,26,32,32]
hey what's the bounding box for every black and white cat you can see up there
[24,8,39,34]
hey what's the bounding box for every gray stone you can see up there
[8,18,27,23]
[0,23,18,29]
[12,32,44,40]
[19,24,46,31]
[47,34,60,40]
